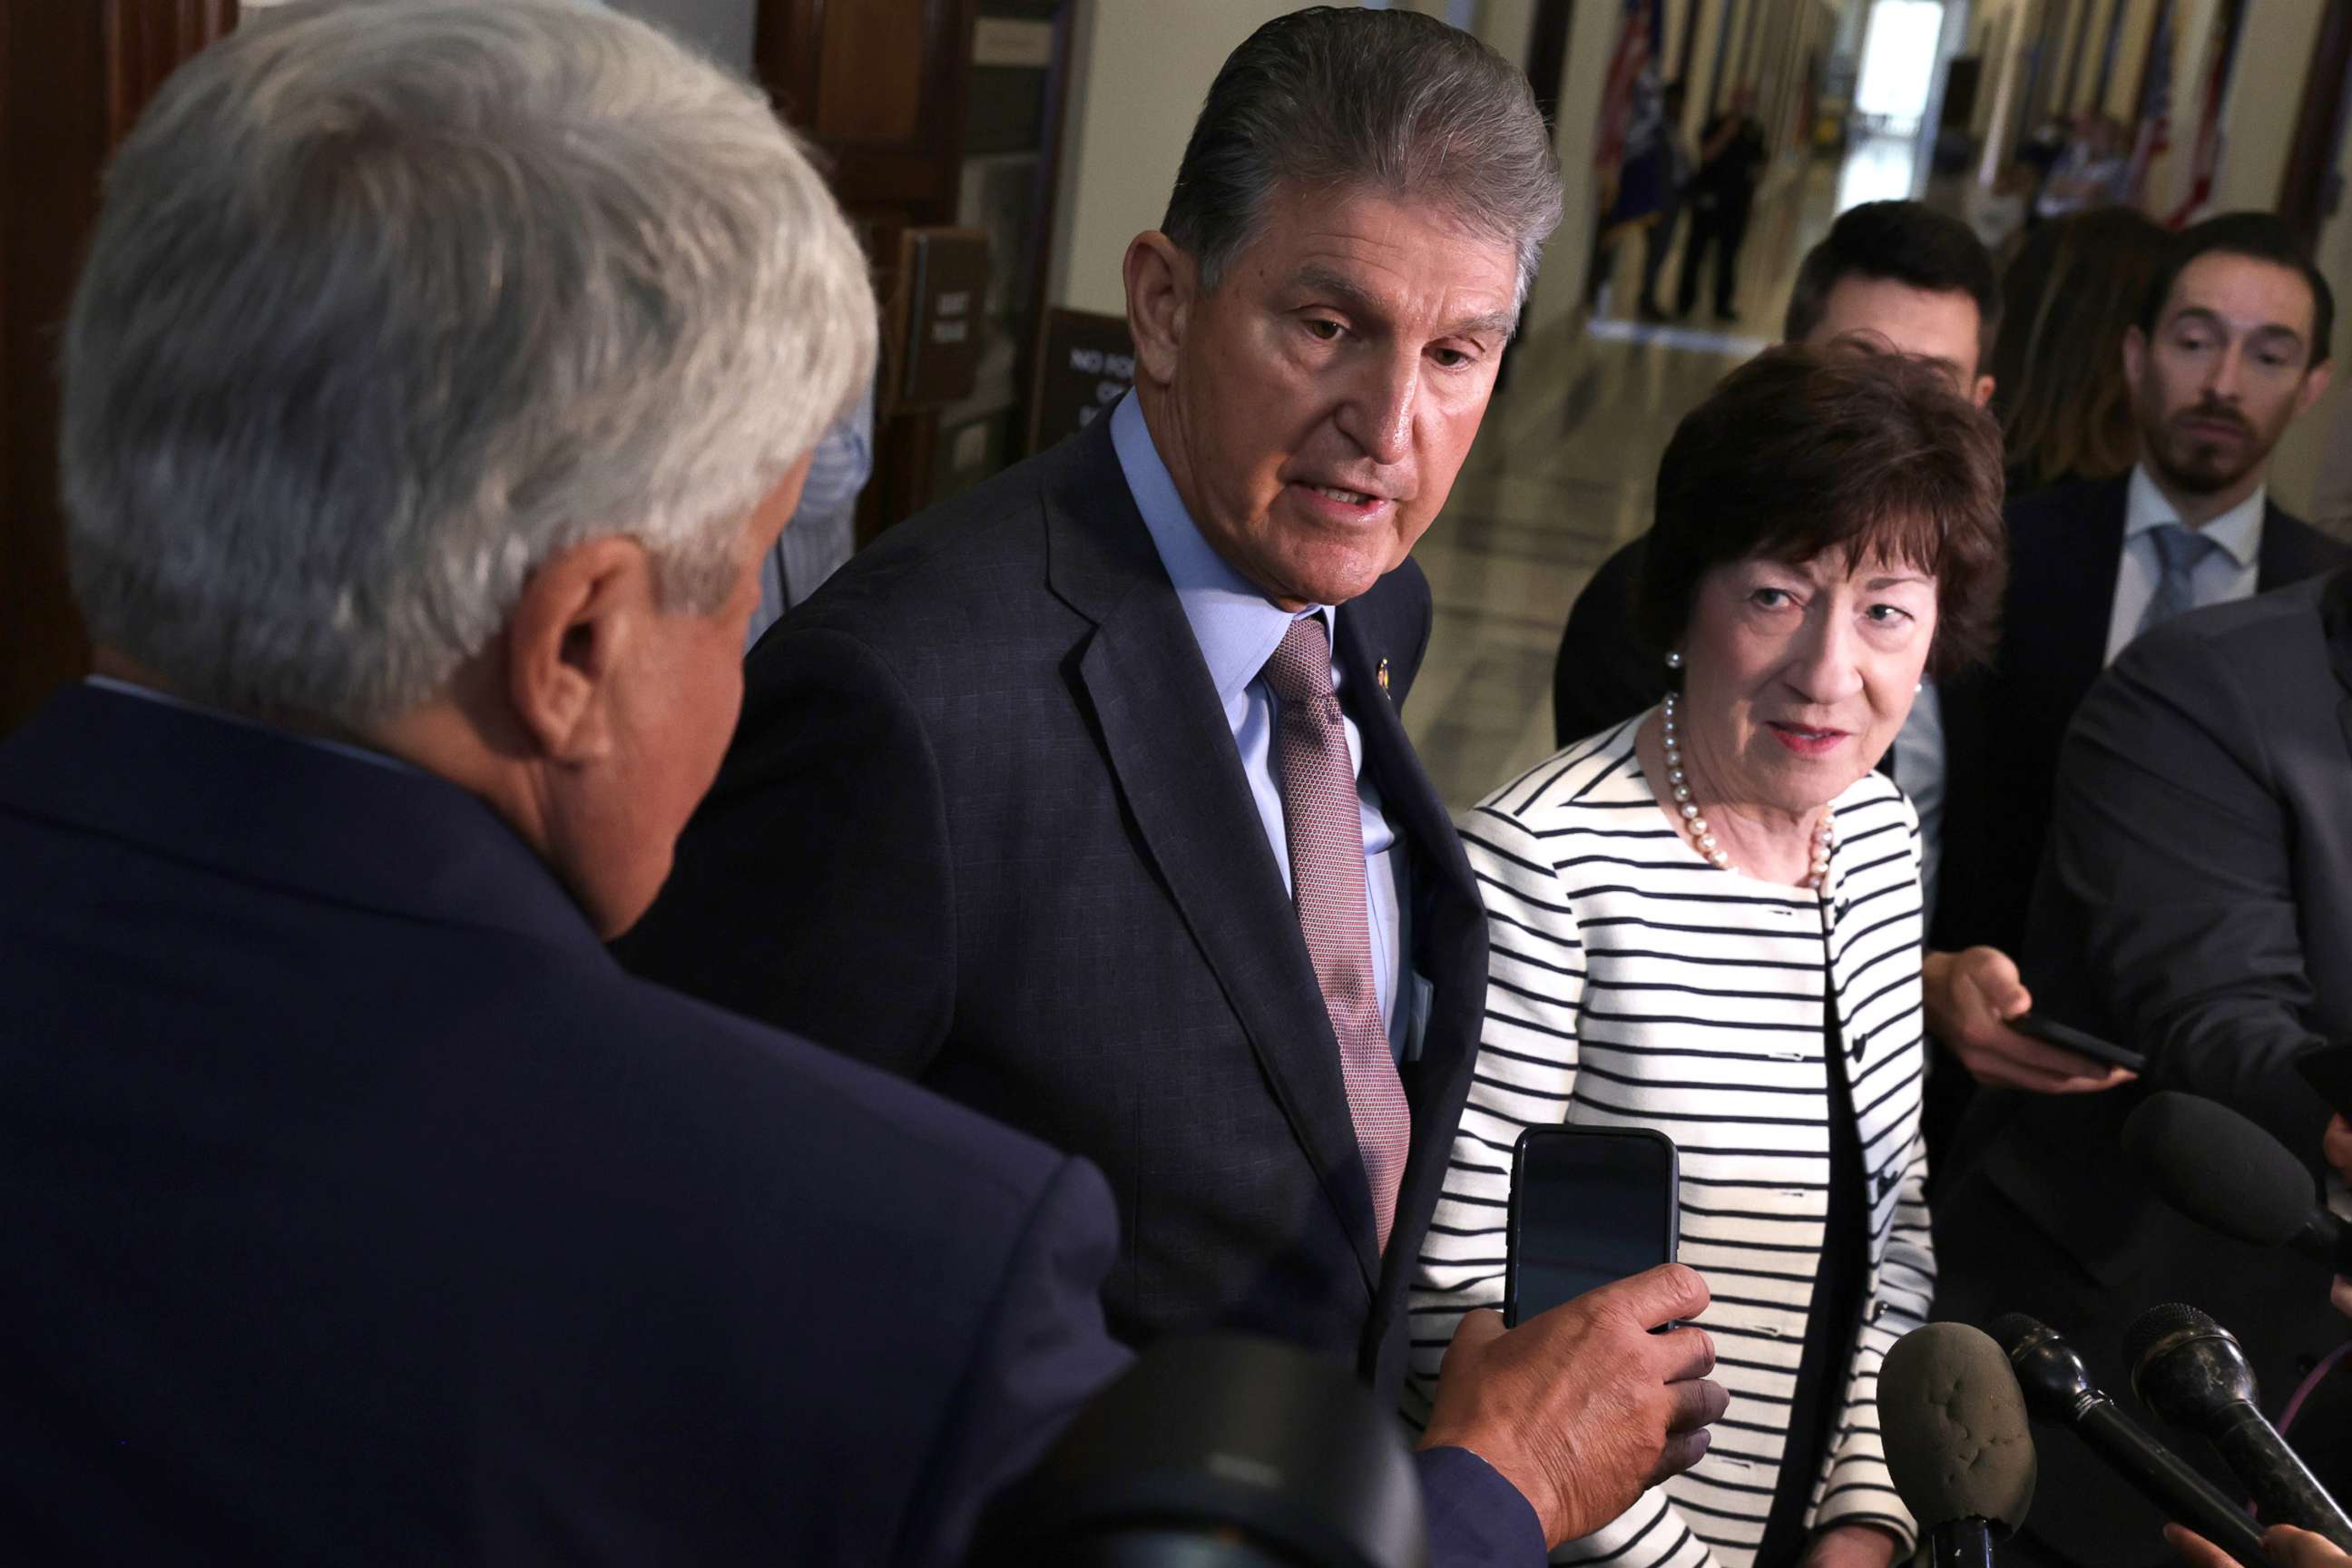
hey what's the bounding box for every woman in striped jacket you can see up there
[1412,345,2010,1568]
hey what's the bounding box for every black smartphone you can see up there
[1504,1125,1679,1328]
[2011,1012,2147,1073]
[2297,1037,2352,1119]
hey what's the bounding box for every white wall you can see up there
[1048,0,1313,316]
[2209,0,2325,214]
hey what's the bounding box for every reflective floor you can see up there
[1406,143,1889,810]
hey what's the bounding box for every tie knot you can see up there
[1261,615,1336,705]
[2151,521,2221,574]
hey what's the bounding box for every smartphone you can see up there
[1504,1125,1679,1328]
[2010,1012,2147,1073]
[2297,1037,2352,1119]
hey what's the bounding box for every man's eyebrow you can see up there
[2171,304,2309,354]
[1288,264,1516,340]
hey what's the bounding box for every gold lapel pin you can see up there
[1377,658,1391,695]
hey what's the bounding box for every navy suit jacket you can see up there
[1934,473,2352,957]
[0,684,1126,1566]
[619,415,1494,1406]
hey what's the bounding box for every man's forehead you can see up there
[1805,276,1983,378]
[1240,187,1515,300]
[2162,252,2316,337]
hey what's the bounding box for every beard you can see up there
[2142,400,2272,496]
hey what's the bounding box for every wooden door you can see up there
[757,0,978,544]
[2,1,238,737]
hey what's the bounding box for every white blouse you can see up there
[1408,715,1936,1567]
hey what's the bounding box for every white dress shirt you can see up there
[2103,464,2267,665]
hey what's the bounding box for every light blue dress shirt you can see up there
[1110,392,1409,1055]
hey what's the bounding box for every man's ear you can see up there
[1972,372,1996,409]
[1124,231,1195,388]
[2122,324,2147,389]
[501,535,657,764]
[2295,358,2335,419]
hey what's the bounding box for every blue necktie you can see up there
[2137,523,2222,638]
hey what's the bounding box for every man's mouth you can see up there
[1305,483,1378,505]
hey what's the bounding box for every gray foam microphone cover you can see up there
[2122,1091,2314,1246]
[1878,1323,2038,1534]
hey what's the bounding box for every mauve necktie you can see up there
[1262,616,1410,1253]
[2138,521,2223,638]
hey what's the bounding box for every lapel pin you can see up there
[1377,658,1391,696]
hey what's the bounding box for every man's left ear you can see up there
[1972,373,1996,410]
[2296,358,2335,418]
[500,535,657,765]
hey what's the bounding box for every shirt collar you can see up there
[2124,462,2267,570]
[1109,391,1335,703]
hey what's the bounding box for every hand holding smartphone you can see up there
[1504,1125,1680,1328]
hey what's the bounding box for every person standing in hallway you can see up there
[1933,215,2347,1568]
[1677,85,1767,323]
[1929,211,2347,1045]
[617,7,1732,1490]
[1637,82,1695,324]
[1421,344,2009,1568]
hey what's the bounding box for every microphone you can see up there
[1877,1324,2036,1568]
[1987,1312,2268,1566]
[2127,1303,2352,1549]
[2122,1091,2350,1271]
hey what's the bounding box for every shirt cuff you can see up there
[1415,1446,1545,1568]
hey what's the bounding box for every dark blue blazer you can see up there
[619,414,1493,1406]
[0,683,1127,1566]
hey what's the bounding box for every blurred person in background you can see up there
[1989,207,2171,497]
[1678,84,1769,323]
[2034,112,2132,220]
[1419,343,2008,1568]
[747,380,873,647]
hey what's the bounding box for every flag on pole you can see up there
[2164,0,2243,228]
[2124,0,2173,205]
[1595,0,1671,239]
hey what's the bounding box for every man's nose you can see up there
[2205,341,2247,402]
[1339,348,1418,467]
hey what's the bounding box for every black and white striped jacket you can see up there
[1407,716,1936,1567]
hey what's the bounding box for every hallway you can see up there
[1406,145,1885,809]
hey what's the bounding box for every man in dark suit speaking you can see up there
[622,3,1712,1434]
[0,3,1718,1562]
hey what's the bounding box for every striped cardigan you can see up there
[1407,716,1936,1567]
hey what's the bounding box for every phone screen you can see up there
[1506,1127,1679,1328]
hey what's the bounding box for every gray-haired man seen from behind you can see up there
[1,3,1715,1563]
[621,7,1726,1553]
[3,5,1110,1563]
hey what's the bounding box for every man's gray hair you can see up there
[62,0,877,728]
[1161,6,1562,313]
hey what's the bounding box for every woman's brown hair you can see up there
[1991,209,2173,495]
[1635,340,2008,679]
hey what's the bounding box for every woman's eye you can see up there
[1750,587,1794,609]
[1866,603,1913,626]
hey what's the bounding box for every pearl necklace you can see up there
[1661,692,1835,889]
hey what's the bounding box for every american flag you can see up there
[1594,0,1670,237]
[2125,0,2173,206]
[2164,0,2244,228]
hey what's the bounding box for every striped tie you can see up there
[1263,617,1410,1254]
